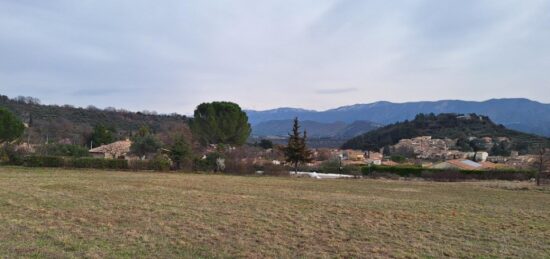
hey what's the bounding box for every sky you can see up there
[1,0,549,114]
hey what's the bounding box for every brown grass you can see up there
[0,166,549,258]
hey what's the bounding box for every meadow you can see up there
[0,166,549,258]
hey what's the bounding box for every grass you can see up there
[0,166,549,258]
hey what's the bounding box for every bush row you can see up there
[22,155,171,171]
[362,165,536,181]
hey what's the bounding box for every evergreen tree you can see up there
[90,124,115,147]
[136,125,150,137]
[258,139,274,149]
[283,117,313,173]
[0,108,25,143]
[169,135,193,170]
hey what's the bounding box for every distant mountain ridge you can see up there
[246,98,550,137]
[252,120,381,139]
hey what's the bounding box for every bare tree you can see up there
[534,148,550,186]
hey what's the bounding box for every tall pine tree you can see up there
[284,117,313,173]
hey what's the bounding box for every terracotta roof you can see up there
[89,140,132,154]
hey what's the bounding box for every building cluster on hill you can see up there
[281,135,538,171]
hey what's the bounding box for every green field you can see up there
[0,167,549,258]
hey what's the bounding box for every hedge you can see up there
[362,165,536,181]
[68,157,129,170]
[23,156,129,170]
[20,155,176,171]
[148,156,171,171]
[24,156,65,167]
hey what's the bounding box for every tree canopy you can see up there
[190,102,251,146]
[0,108,25,143]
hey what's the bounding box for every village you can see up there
[55,134,535,174]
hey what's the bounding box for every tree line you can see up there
[1,100,314,172]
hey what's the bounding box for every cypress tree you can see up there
[284,117,313,173]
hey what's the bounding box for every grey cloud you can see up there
[316,88,358,94]
[0,0,549,113]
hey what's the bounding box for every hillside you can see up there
[0,95,187,145]
[341,113,550,153]
[245,99,550,137]
[252,119,380,139]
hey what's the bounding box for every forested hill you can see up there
[0,95,187,145]
[341,113,550,154]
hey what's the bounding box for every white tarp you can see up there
[290,171,354,179]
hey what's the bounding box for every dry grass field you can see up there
[0,166,549,258]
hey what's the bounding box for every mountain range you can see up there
[246,98,550,138]
[252,120,381,139]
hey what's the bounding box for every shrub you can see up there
[362,165,425,177]
[319,159,341,174]
[193,152,222,172]
[224,159,255,175]
[37,144,90,158]
[390,155,407,163]
[24,156,64,167]
[0,144,26,165]
[148,155,171,172]
[261,163,289,176]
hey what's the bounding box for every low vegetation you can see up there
[363,165,537,181]
[0,167,548,258]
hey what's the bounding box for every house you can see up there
[14,142,35,153]
[365,151,383,165]
[89,140,133,159]
[342,150,365,161]
[471,151,489,162]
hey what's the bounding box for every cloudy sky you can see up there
[1,0,549,114]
